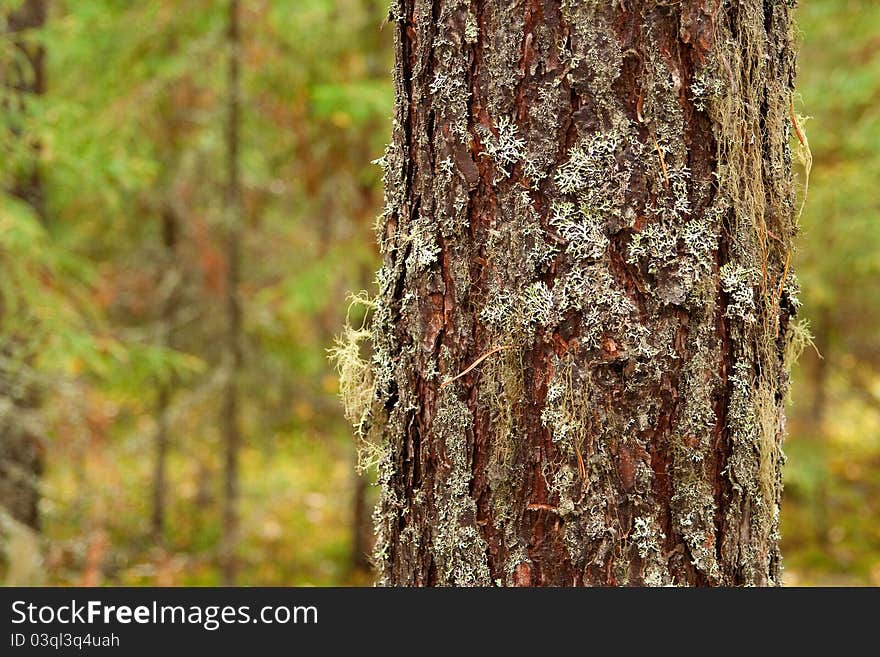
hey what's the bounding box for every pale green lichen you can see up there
[328,292,376,440]
[627,222,678,273]
[549,201,608,261]
[428,36,470,140]
[478,116,526,176]
[691,64,725,113]
[464,7,479,45]
[431,390,492,586]
[407,225,441,270]
[631,516,664,560]
[720,263,759,323]
[521,282,555,327]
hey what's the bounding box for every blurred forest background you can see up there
[0,0,877,586]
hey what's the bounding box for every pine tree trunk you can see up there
[365,0,800,586]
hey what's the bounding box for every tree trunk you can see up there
[151,206,180,542]
[351,472,372,572]
[3,0,45,219]
[364,0,799,586]
[807,306,829,550]
[220,0,244,585]
[1,0,46,534]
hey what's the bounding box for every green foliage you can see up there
[1,0,391,585]
[781,0,880,585]
[311,81,391,124]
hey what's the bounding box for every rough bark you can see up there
[1,0,46,534]
[354,0,800,587]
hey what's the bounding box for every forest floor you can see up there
[42,429,374,586]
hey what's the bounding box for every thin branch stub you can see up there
[439,345,513,388]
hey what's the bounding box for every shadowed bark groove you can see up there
[365,0,799,586]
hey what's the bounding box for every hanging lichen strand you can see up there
[354,0,799,586]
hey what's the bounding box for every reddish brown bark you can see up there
[367,0,799,586]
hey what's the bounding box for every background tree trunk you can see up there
[151,206,180,542]
[366,0,799,586]
[220,0,243,585]
[1,0,46,534]
[3,0,45,218]
[806,306,829,550]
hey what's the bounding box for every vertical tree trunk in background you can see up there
[0,0,46,535]
[3,0,45,218]
[351,469,372,571]
[151,384,171,540]
[220,0,243,585]
[365,0,800,586]
[151,206,180,542]
[807,307,829,550]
